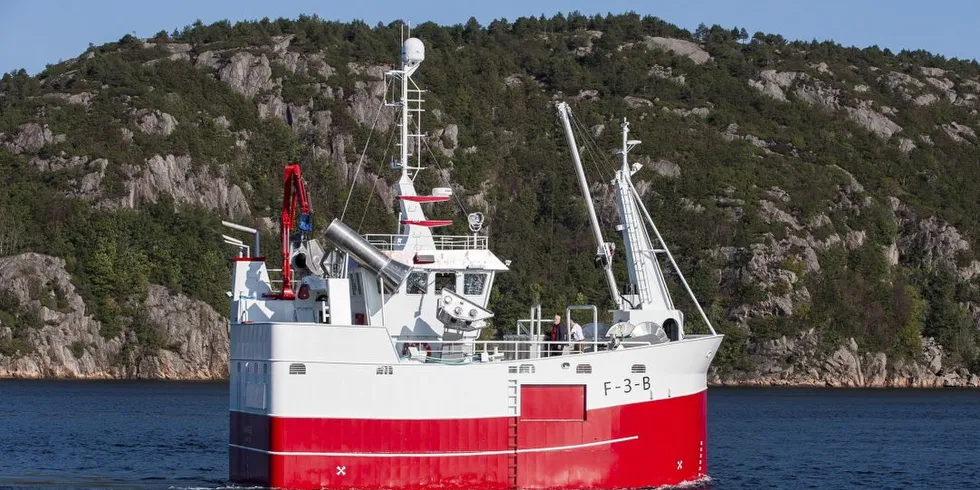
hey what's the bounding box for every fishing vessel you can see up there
[222,35,723,490]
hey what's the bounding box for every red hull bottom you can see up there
[230,390,708,489]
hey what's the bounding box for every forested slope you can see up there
[1,14,979,385]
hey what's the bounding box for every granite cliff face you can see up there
[712,330,980,387]
[0,253,227,379]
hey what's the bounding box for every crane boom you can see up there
[276,163,313,300]
[555,102,621,309]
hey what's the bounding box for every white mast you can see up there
[556,102,621,308]
[612,118,674,311]
[386,34,435,249]
[399,42,410,181]
[396,23,422,180]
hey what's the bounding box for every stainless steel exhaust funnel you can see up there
[323,219,411,291]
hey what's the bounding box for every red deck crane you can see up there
[274,163,313,300]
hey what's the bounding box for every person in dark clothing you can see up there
[548,314,564,356]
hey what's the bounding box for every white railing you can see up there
[390,335,652,363]
[364,234,488,251]
[515,304,545,338]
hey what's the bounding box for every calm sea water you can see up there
[1,381,978,489]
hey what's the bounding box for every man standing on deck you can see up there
[548,315,565,356]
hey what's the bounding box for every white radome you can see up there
[403,37,425,63]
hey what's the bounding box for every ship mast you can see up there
[556,102,622,309]
[612,118,674,311]
[399,44,410,182]
[556,102,717,337]
[398,27,415,182]
[386,31,437,249]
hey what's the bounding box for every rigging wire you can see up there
[580,133,609,186]
[340,77,392,222]
[578,109,621,178]
[569,110,615,182]
[548,114,562,283]
[574,110,619,173]
[356,121,399,233]
[421,136,470,218]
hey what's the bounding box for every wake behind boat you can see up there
[222,34,723,490]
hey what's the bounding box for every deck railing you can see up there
[390,335,652,363]
[364,234,488,251]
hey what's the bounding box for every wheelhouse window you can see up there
[463,273,487,295]
[407,271,428,295]
[435,272,456,293]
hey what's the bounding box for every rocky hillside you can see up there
[1,14,979,385]
[0,253,226,378]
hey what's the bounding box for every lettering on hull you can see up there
[603,376,651,396]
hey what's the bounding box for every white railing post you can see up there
[565,304,599,353]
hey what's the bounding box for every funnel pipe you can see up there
[323,219,410,291]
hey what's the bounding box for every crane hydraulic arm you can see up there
[276,163,313,300]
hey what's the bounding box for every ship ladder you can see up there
[506,379,519,489]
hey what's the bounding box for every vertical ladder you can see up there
[395,88,426,168]
[506,379,519,489]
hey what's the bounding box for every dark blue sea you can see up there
[1,381,978,489]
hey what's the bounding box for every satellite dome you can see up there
[403,37,425,64]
